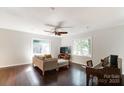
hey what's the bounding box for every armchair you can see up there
[58,53,70,68]
[58,53,70,60]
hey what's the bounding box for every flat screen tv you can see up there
[60,47,70,53]
[110,55,118,68]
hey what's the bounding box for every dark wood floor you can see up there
[0,63,86,86]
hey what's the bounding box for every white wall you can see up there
[1,25,124,73]
[0,28,61,67]
[61,25,124,73]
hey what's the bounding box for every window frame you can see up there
[32,38,51,56]
[72,37,92,57]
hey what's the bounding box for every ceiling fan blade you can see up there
[59,26,72,28]
[54,31,61,35]
[57,21,72,28]
[58,21,64,27]
[45,24,56,27]
[58,32,68,34]
[44,30,55,33]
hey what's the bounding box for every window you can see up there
[32,39,50,55]
[73,38,92,57]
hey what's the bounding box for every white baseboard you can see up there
[71,61,82,65]
[0,63,31,69]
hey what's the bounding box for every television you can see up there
[60,47,70,53]
[110,55,118,68]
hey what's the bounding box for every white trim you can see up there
[71,61,82,65]
[72,54,92,58]
[0,63,31,69]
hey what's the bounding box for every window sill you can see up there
[72,54,92,58]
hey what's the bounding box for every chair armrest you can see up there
[33,57,44,63]
[43,58,58,70]
[33,57,44,70]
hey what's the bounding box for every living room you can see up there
[0,7,124,86]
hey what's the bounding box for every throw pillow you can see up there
[44,54,52,59]
[37,55,45,60]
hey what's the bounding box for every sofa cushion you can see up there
[45,54,52,59]
[35,55,45,60]
[58,59,69,67]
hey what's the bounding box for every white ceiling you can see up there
[0,7,124,36]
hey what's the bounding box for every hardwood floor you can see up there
[0,63,86,86]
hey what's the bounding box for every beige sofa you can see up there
[33,55,58,75]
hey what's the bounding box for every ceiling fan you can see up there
[44,30,68,36]
[44,21,71,36]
